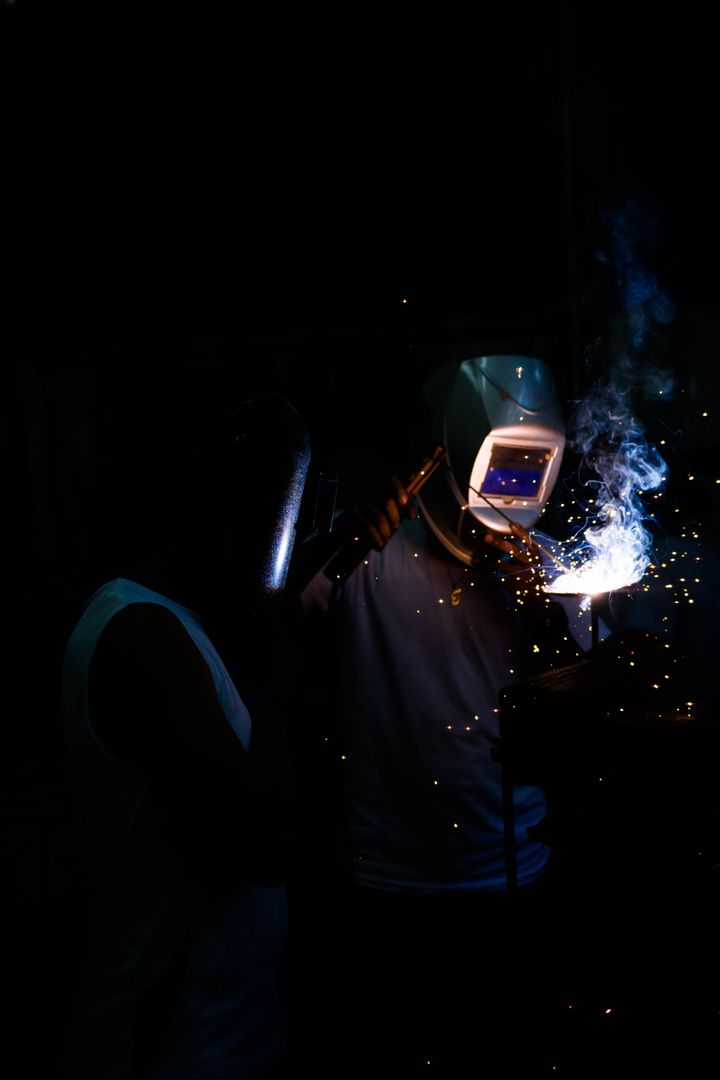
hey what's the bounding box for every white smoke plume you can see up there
[545,198,675,596]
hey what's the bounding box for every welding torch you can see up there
[321,444,447,584]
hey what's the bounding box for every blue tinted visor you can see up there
[480,444,552,499]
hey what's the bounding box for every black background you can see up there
[4,9,718,349]
[4,3,720,773]
[3,6,720,1073]
[5,6,719,614]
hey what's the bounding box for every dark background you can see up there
[5,5,719,675]
[3,5,720,1074]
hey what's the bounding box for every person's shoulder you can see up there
[101,599,191,642]
[90,600,241,765]
[94,600,210,688]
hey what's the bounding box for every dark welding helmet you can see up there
[97,381,311,622]
[216,392,312,601]
[417,355,565,564]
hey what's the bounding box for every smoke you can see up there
[545,198,675,596]
[602,197,677,345]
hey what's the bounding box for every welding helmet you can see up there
[106,389,311,611]
[417,355,565,564]
[216,392,312,601]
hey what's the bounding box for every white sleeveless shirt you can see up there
[62,578,287,1079]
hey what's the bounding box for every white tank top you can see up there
[62,578,287,1079]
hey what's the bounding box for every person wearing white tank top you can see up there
[61,390,311,1079]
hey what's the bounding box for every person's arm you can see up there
[89,602,294,886]
[287,474,417,597]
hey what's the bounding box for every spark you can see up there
[544,516,656,595]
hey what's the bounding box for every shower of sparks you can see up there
[543,517,653,596]
[528,507,704,617]
[537,199,680,601]
[541,414,669,598]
